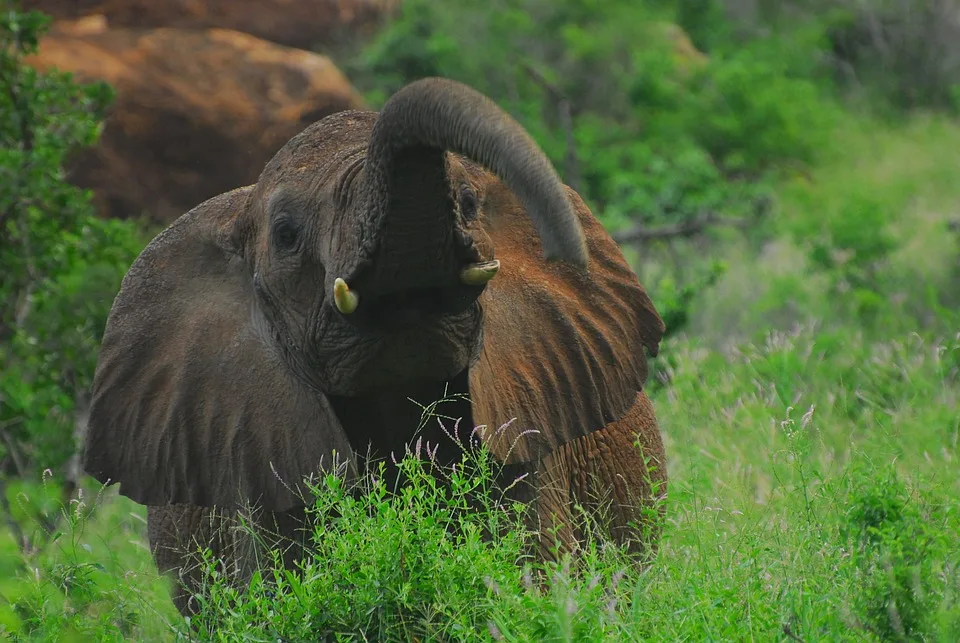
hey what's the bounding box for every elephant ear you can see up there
[468,177,665,465]
[83,186,354,512]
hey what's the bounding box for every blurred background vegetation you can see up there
[1,0,959,640]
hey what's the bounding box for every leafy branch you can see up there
[612,195,772,246]
[613,210,751,245]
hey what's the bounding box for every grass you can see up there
[0,483,180,640]
[2,113,960,641]
[689,111,960,348]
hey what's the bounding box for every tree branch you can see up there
[612,211,753,245]
[613,194,772,246]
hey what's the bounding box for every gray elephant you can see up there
[81,78,668,617]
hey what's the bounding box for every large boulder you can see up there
[23,0,399,50]
[25,22,367,222]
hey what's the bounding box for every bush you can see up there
[823,0,960,111]
[714,0,960,112]
[842,464,960,639]
[805,191,900,321]
[0,7,146,500]
[182,448,650,641]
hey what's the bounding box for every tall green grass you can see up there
[3,323,957,641]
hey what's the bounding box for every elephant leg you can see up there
[531,391,668,561]
[147,504,230,618]
[147,503,310,618]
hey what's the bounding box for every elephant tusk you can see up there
[333,277,359,314]
[459,259,501,286]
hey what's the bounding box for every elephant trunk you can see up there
[359,144,462,296]
[343,78,588,300]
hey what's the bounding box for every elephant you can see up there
[81,77,668,618]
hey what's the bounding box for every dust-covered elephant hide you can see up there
[81,78,668,618]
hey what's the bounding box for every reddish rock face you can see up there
[22,0,398,50]
[25,24,368,222]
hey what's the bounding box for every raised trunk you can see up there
[365,145,459,295]
[345,78,590,295]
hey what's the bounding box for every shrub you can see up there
[714,0,960,112]
[0,6,146,502]
[842,464,960,639]
[823,0,960,111]
[185,447,651,641]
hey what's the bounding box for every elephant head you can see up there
[81,78,665,516]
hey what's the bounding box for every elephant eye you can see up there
[272,215,300,251]
[459,185,478,221]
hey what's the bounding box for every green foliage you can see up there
[842,464,957,639]
[0,6,146,485]
[645,327,960,640]
[707,0,960,113]
[750,113,960,333]
[0,482,180,640]
[675,0,730,52]
[187,449,645,641]
[804,191,900,321]
[645,260,726,390]
[817,0,960,112]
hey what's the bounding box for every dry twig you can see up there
[612,211,753,245]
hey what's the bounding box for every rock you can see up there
[23,0,399,50]
[25,25,367,222]
[48,13,108,36]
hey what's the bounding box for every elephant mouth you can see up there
[333,254,498,330]
[354,283,485,329]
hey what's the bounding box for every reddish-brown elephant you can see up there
[81,78,668,617]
